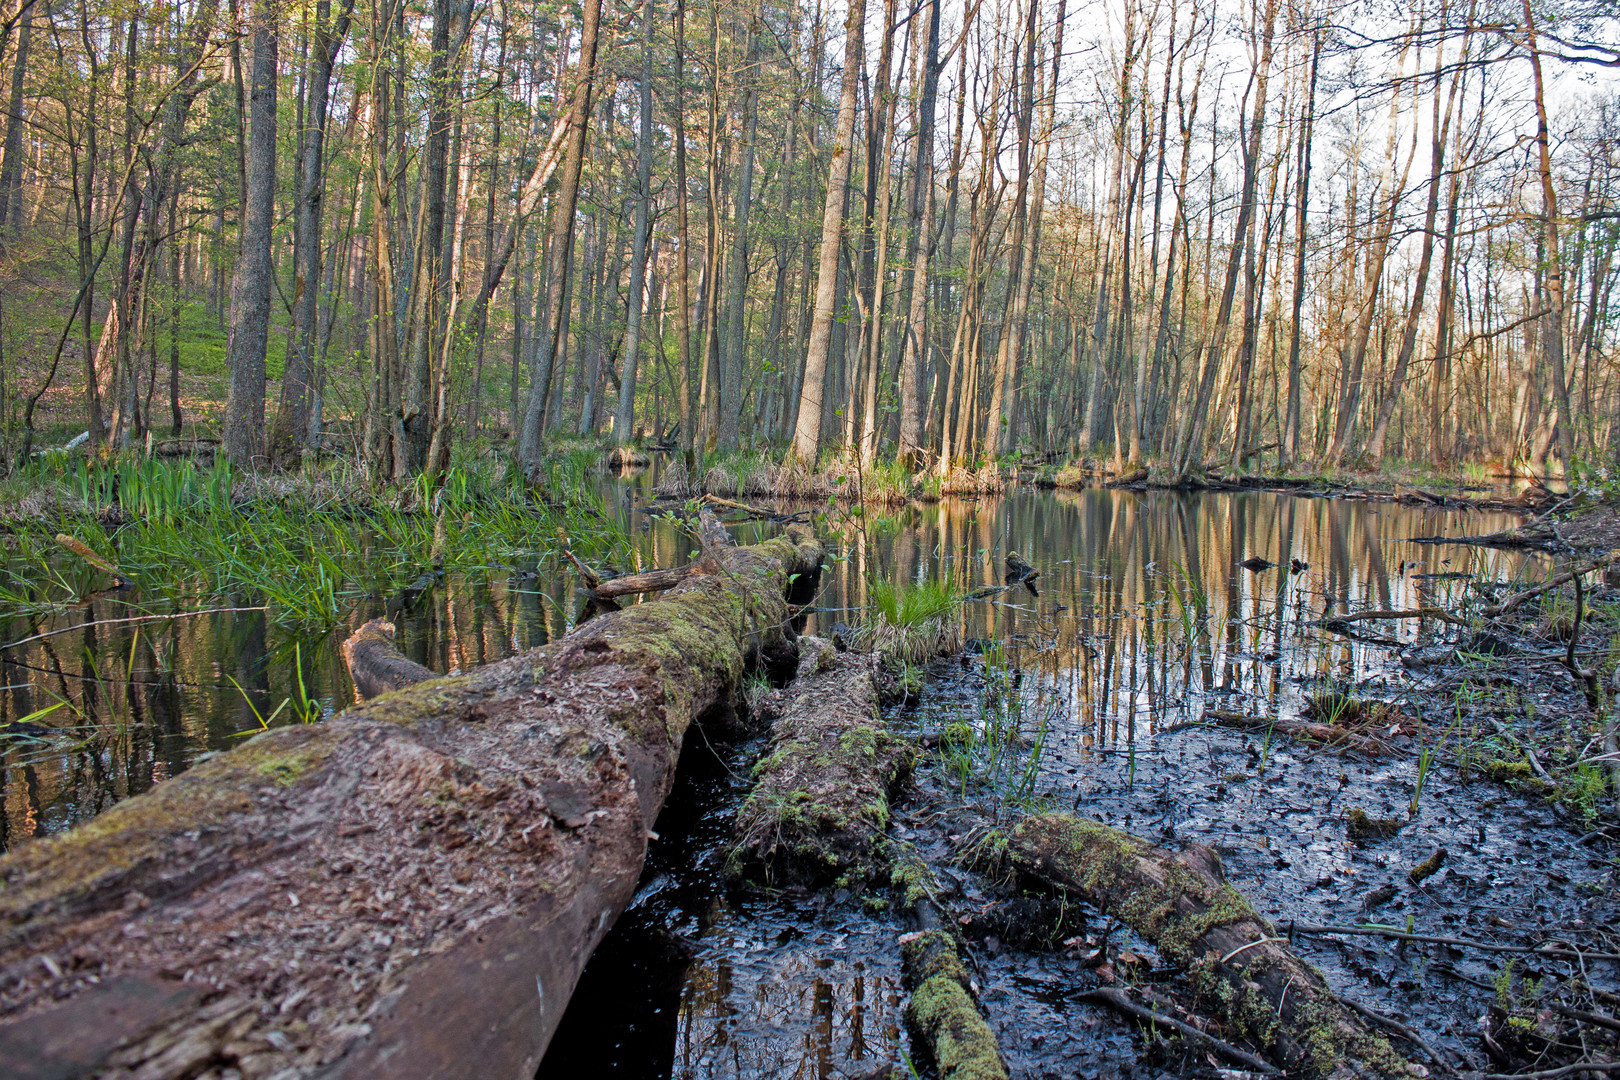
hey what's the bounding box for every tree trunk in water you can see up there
[790,0,864,464]
[1367,26,1467,463]
[1522,0,1575,471]
[1282,32,1319,468]
[1168,0,1275,482]
[0,515,823,1080]
[222,3,278,467]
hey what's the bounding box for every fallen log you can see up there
[1318,607,1470,630]
[1203,708,1393,756]
[0,512,822,1080]
[1484,550,1620,618]
[990,813,1416,1078]
[900,930,1008,1080]
[341,618,437,699]
[731,637,910,886]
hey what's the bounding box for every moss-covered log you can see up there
[901,930,1008,1080]
[0,513,822,1080]
[993,814,1416,1079]
[731,637,910,886]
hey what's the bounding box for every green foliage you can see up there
[0,450,627,627]
[870,578,960,628]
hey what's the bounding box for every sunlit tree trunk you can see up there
[518,0,601,468]
[790,0,863,463]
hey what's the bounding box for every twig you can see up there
[0,607,270,652]
[1287,921,1620,962]
[554,528,601,589]
[1473,1061,1620,1079]
[1331,992,1459,1074]
[1077,987,1279,1074]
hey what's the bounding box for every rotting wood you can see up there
[341,617,437,700]
[0,511,822,1080]
[1203,708,1393,756]
[731,637,911,887]
[900,930,1009,1080]
[988,813,1418,1078]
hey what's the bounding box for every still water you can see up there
[0,481,1552,1077]
[0,484,1535,850]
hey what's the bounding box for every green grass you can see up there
[0,448,627,627]
[870,579,960,627]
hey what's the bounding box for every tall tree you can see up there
[518,0,602,467]
[791,0,864,463]
[270,0,356,463]
[222,0,279,466]
[614,0,656,445]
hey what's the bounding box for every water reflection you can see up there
[673,913,903,1080]
[0,484,1538,851]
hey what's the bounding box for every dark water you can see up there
[9,479,1597,1079]
[0,483,1535,849]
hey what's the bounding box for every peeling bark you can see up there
[0,515,822,1080]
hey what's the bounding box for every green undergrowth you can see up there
[933,643,1057,816]
[0,449,627,626]
[863,578,965,664]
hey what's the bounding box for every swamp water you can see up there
[4,482,1610,1078]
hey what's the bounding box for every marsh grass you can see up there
[0,449,628,627]
[934,643,1057,817]
[862,578,965,663]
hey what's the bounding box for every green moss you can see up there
[0,723,347,915]
[902,932,1008,1080]
[891,849,937,907]
[1408,848,1446,885]
[1157,883,1260,966]
[1347,808,1400,842]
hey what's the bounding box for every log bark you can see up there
[342,618,437,699]
[0,514,822,1080]
[732,637,910,886]
[993,813,1415,1078]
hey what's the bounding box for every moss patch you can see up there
[1347,808,1401,843]
[902,932,1008,1080]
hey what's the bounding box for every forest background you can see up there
[0,0,1615,488]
